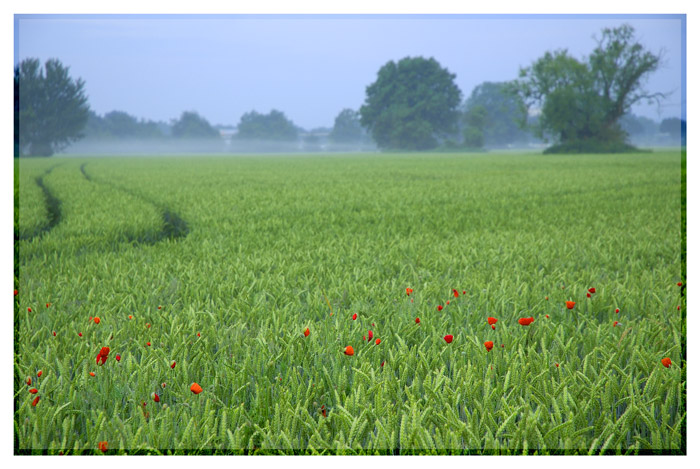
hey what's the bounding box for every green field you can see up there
[14,151,686,454]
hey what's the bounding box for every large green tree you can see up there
[236,110,298,141]
[515,24,664,152]
[171,111,220,139]
[16,58,90,156]
[360,57,462,150]
[329,109,365,143]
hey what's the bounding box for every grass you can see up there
[14,150,685,454]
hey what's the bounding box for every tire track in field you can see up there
[18,165,63,241]
[80,163,190,244]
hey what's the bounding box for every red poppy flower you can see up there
[446,300,450,305]
[32,396,40,407]
[115,354,121,362]
[501,344,505,348]
[555,363,560,368]
[518,317,534,326]
[26,377,31,386]
[162,382,166,388]
[545,296,549,300]
[375,338,381,345]
[78,332,82,337]
[415,317,420,324]
[380,361,385,367]
[96,347,110,365]
[197,332,201,337]
[462,290,466,295]
[352,313,357,320]
[146,323,151,328]
[406,288,413,296]
[128,315,133,320]
[27,307,32,313]
[545,314,549,319]
[158,305,162,310]
[368,330,373,341]
[151,392,160,403]
[677,282,683,287]
[344,346,354,356]
[89,372,95,377]
[588,287,596,294]
[171,361,176,369]
[321,404,327,418]
[487,317,498,326]
[46,303,51,308]
[437,305,443,311]
[37,370,42,378]
[372,323,375,326]
[190,382,203,394]
[29,388,38,394]
[677,306,681,310]
[453,289,459,298]
[586,293,591,298]
[146,342,151,347]
[615,308,620,313]
[444,335,453,344]
[661,357,672,368]
[566,301,575,309]
[98,441,108,453]
[484,341,494,352]
[304,327,310,337]
[613,321,619,327]
[94,317,101,324]
[14,289,17,296]
[362,335,366,341]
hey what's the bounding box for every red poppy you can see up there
[115,354,121,362]
[444,335,453,344]
[89,372,95,377]
[545,296,549,300]
[368,330,373,341]
[197,332,201,337]
[677,306,681,310]
[303,327,310,337]
[545,314,549,319]
[96,347,110,365]
[518,317,534,326]
[151,392,160,403]
[190,382,203,394]
[158,305,162,310]
[146,323,151,328]
[437,305,443,311]
[29,388,38,394]
[27,307,32,313]
[94,317,101,324]
[566,301,575,309]
[375,338,381,345]
[446,301,450,305]
[613,321,619,327]
[484,341,494,352]
[352,313,357,320]
[588,287,596,294]
[615,308,620,313]
[98,441,108,453]
[162,382,166,388]
[32,396,40,407]
[321,404,327,418]
[555,363,560,368]
[487,317,498,326]
[46,303,51,308]
[26,377,31,386]
[14,289,17,296]
[380,361,385,367]
[415,317,420,324]
[453,289,459,298]
[586,293,591,298]
[78,332,82,337]
[406,288,413,296]
[491,325,496,330]
[52,330,56,337]
[344,346,354,356]
[661,357,672,368]
[146,342,151,347]
[501,344,504,348]
[677,282,683,287]
[128,315,133,320]
[362,335,366,341]
[462,290,466,295]
[171,361,176,369]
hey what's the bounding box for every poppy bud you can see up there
[32,396,40,406]
[303,327,310,337]
[171,361,176,369]
[151,392,160,403]
[491,325,496,330]
[115,354,121,362]
[37,370,42,377]
[52,331,56,336]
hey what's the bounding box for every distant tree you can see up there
[514,24,664,152]
[660,117,686,145]
[16,58,90,156]
[462,105,487,148]
[83,110,166,139]
[463,82,528,145]
[619,113,658,138]
[171,111,220,139]
[236,110,298,141]
[360,57,462,150]
[330,109,365,143]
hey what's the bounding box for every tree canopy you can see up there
[171,111,220,139]
[463,82,528,146]
[236,110,298,141]
[15,58,90,156]
[360,57,462,150]
[514,24,664,153]
[329,109,366,143]
[84,110,165,139]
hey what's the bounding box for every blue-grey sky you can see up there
[15,15,684,129]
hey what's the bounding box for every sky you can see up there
[15,14,685,130]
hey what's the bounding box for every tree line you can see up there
[15,24,682,156]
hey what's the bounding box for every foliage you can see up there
[84,111,165,140]
[360,57,462,151]
[171,112,220,139]
[463,82,528,146]
[660,118,686,146]
[462,105,487,148]
[16,58,90,157]
[515,24,664,152]
[330,109,366,143]
[16,152,684,453]
[236,110,299,141]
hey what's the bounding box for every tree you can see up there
[462,105,487,148]
[16,58,90,156]
[171,111,220,139]
[360,57,462,150]
[236,110,298,141]
[329,109,365,143]
[514,24,664,152]
[660,117,686,145]
[463,82,528,146]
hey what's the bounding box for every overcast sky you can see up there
[15,14,684,130]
